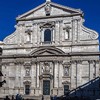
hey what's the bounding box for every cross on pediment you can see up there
[46,0,51,2]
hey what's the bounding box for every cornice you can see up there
[0,52,100,59]
[2,43,99,50]
[16,13,82,21]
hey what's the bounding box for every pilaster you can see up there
[58,62,63,96]
[17,22,25,45]
[54,61,59,88]
[33,23,38,45]
[77,19,81,42]
[31,62,36,88]
[55,21,60,45]
[76,60,82,86]
[59,20,63,44]
[71,61,77,89]
[88,60,94,80]
[37,23,40,45]
[58,62,63,88]
[36,62,40,88]
[72,19,78,43]
[20,64,24,88]
[95,60,100,77]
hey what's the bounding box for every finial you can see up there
[46,0,51,2]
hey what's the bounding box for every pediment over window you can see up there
[40,22,55,28]
[62,81,70,84]
[23,80,31,85]
[30,47,65,56]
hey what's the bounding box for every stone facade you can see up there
[0,47,2,84]
[0,1,99,99]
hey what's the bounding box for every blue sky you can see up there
[0,0,100,41]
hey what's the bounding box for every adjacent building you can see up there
[0,0,99,99]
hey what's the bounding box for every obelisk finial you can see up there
[46,0,51,2]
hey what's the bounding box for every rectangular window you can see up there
[25,85,30,95]
[43,80,50,95]
[64,85,69,95]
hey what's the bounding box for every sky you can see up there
[0,0,100,41]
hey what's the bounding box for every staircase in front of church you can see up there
[22,95,50,100]
[43,95,50,100]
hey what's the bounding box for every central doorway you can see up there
[43,80,50,95]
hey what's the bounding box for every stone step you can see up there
[43,96,50,100]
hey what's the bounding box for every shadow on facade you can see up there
[59,77,100,100]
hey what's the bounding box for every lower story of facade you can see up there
[0,57,99,98]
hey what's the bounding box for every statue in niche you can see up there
[64,30,69,40]
[25,29,32,42]
[26,68,30,76]
[64,26,71,40]
[42,62,50,73]
[27,33,31,42]
[64,67,69,76]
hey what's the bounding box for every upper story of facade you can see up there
[3,1,99,45]
[0,1,99,55]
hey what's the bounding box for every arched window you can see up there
[44,29,51,42]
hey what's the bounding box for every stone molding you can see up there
[88,60,94,64]
[82,25,99,40]
[62,81,70,85]
[24,62,32,67]
[23,80,31,85]
[39,21,55,29]
[39,73,53,80]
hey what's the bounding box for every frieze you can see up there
[70,60,77,64]
[76,60,82,64]
[70,60,82,64]
[1,62,10,66]
[15,61,24,65]
[88,60,100,64]
[88,60,93,64]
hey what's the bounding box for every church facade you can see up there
[0,0,99,99]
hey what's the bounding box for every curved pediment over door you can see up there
[30,47,65,56]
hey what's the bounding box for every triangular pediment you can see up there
[16,2,82,21]
[30,47,65,56]
[39,51,55,55]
